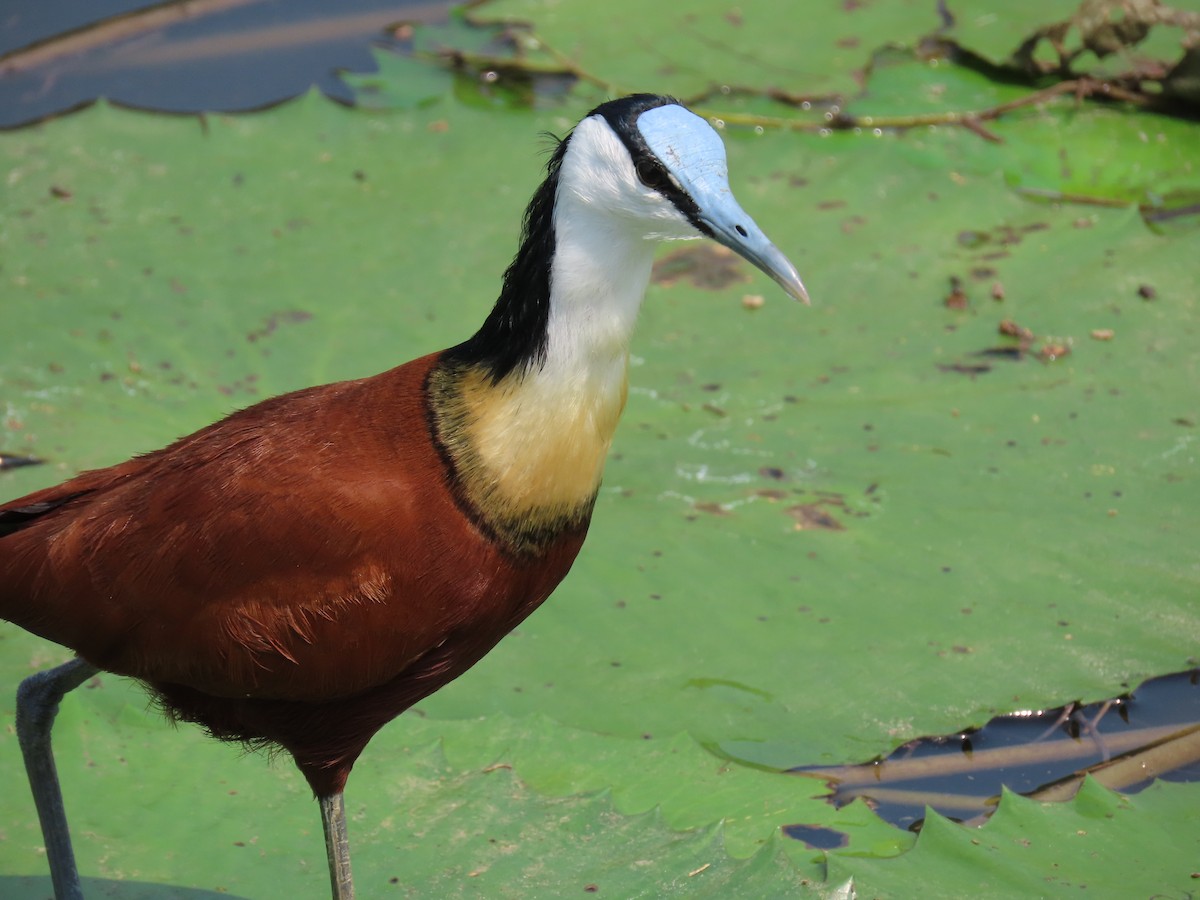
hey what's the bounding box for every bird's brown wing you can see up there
[0,355,500,701]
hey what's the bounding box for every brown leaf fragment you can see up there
[944,276,969,309]
[1039,339,1072,362]
[652,244,749,291]
[787,503,845,531]
[999,319,1034,341]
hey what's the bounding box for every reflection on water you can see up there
[786,668,1200,836]
[0,0,452,128]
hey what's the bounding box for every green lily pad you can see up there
[473,0,945,101]
[3,4,1200,896]
[829,779,1200,897]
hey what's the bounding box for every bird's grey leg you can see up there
[15,656,100,900]
[320,792,355,900]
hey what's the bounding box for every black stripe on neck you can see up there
[446,136,570,383]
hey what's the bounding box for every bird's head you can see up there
[557,94,810,304]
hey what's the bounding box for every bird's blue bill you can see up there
[638,104,811,305]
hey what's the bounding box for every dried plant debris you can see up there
[787,502,846,532]
[940,317,1081,375]
[994,0,1199,104]
[943,275,970,309]
[0,452,43,470]
[652,245,751,292]
[998,318,1035,342]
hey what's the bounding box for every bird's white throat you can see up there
[431,114,704,544]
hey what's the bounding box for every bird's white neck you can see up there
[426,113,709,551]
[428,181,659,553]
[544,198,655,389]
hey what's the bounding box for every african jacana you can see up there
[2,94,807,899]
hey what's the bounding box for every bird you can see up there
[1,93,808,900]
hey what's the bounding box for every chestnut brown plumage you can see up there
[3,94,808,899]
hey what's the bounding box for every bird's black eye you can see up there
[635,159,672,192]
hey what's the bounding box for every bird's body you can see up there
[2,94,808,898]
[2,352,590,796]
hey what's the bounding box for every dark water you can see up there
[787,668,1200,838]
[0,0,453,128]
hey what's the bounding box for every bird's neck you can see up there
[429,186,656,555]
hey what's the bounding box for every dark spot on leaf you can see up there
[759,466,786,480]
[246,309,313,343]
[651,244,749,291]
[840,214,868,234]
[1137,283,1157,300]
[0,453,42,470]
[787,503,844,531]
[944,276,968,309]
[938,361,992,376]
[976,346,1027,360]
